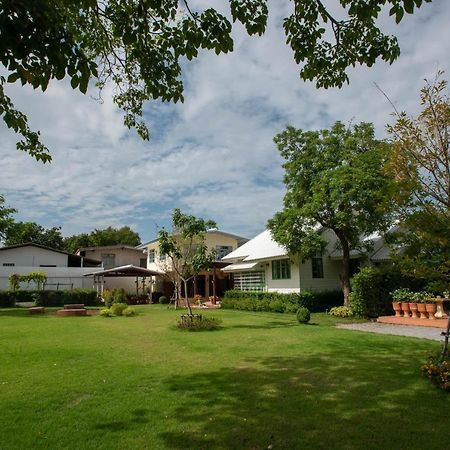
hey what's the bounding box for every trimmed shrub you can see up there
[221,289,343,314]
[63,289,99,306]
[349,266,428,317]
[34,290,65,307]
[296,307,311,324]
[100,308,114,317]
[329,306,354,317]
[122,307,136,317]
[0,291,15,307]
[159,295,169,304]
[110,302,128,316]
[177,316,222,331]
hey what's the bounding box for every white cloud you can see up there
[0,1,449,241]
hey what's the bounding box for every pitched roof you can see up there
[222,230,287,262]
[77,245,145,253]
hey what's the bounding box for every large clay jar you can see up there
[425,303,437,320]
[417,303,428,319]
[392,302,402,317]
[409,302,419,319]
[401,302,411,318]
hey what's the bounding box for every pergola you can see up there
[83,264,163,296]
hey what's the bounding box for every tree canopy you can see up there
[63,226,141,253]
[268,121,399,304]
[385,73,450,289]
[4,221,64,249]
[0,194,16,242]
[0,0,432,161]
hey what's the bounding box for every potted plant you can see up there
[391,288,413,317]
[414,291,429,319]
[424,295,437,320]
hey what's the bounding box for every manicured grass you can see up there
[0,306,448,449]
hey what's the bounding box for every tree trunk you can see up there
[338,236,351,306]
[183,278,193,315]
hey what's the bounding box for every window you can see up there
[40,265,56,267]
[101,253,116,269]
[272,259,291,280]
[349,258,361,277]
[2,263,15,267]
[159,252,167,262]
[311,256,324,278]
[233,271,265,291]
[148,249,155,263]
[139,258,147,268]
[216,245,233,260]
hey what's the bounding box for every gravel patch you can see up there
[336,322,445,341]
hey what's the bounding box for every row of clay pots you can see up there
[392,302,437,320]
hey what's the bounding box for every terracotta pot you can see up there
[425,303,437,320]
[401,302,411,317]
[417,303,428,319]
[409,302,419,319]
[392,302,402,317]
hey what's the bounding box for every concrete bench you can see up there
[29,307,45,314]
[57,309,88,316]
[64,304,85,310]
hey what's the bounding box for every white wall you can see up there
[264,257,301,294]
[0,247,68,267]
[0,266,100,290]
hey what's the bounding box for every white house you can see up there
[0,243,102,290]
[221,229,391,293]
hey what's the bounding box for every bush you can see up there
[177,315,222,331]
[221,289,343,314]
[329,306,354,317]
[296,307,311,324]
[99,307,114,317]
[63,288,99,306]
[110,302,128,316]
[112,288,127,304]
[159,295,169,304]
[349,266,429,318]
[0,291,15,307]
[122,307,136,317]
[34,290,65,307]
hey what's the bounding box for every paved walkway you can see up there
[336,322,446,341]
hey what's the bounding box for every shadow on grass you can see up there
[158,350,448,449]
[94,409,150,432]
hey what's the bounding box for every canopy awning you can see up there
[83,264,163,277]
[222,261,259,272]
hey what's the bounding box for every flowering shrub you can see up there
[421,354,450,391]
[391,288,415,303]
[329,306,354,317]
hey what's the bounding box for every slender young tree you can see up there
[158,209,216,315]
[268,122,399,305]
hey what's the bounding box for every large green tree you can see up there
[63,226,141,253]
[4,221,64,249]
[158,208,216,315]
[268,122,399,304]
[0,0,432,162]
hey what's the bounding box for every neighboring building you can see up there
[138,230,248,299]
[222,229,392,293]
[76,245,148,293]
[0,243,101,290]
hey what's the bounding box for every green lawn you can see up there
[0,306,448,449]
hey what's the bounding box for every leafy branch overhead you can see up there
[0,0,432,161]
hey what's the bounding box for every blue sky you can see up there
[1,1,449,243]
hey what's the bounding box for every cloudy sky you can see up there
[1,1,449,243]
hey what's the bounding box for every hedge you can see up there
[0,291,15,307]
[349,266,429,318]
[221,290,343,314]
[0,289,100,307]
